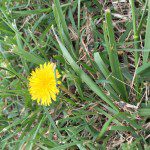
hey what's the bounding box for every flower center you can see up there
[41,78,50,89]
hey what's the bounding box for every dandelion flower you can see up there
[28,62,61,106]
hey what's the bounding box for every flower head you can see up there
[28,62,61,106]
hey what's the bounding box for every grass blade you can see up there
[43,107,62,139]
[104,10,128,101]
[94,52,120,97]
[143,0,150,63]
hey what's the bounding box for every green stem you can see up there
[75,0,81,55]
[137,0,148,35]
[129,0,139,65]
[129,0,140,100]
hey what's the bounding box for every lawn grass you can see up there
[0,0,150,149]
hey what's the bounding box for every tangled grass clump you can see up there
[0,0,149,149]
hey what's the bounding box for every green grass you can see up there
[0,0,150,149]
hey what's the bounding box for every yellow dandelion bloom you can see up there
[28,62,61,106]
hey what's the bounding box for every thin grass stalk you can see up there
[75,0,81,55]
[129,0,139,64]
[78,0,81,39]
[129,0,141,100]
[143,0,150,64]
[137,0,148,35]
